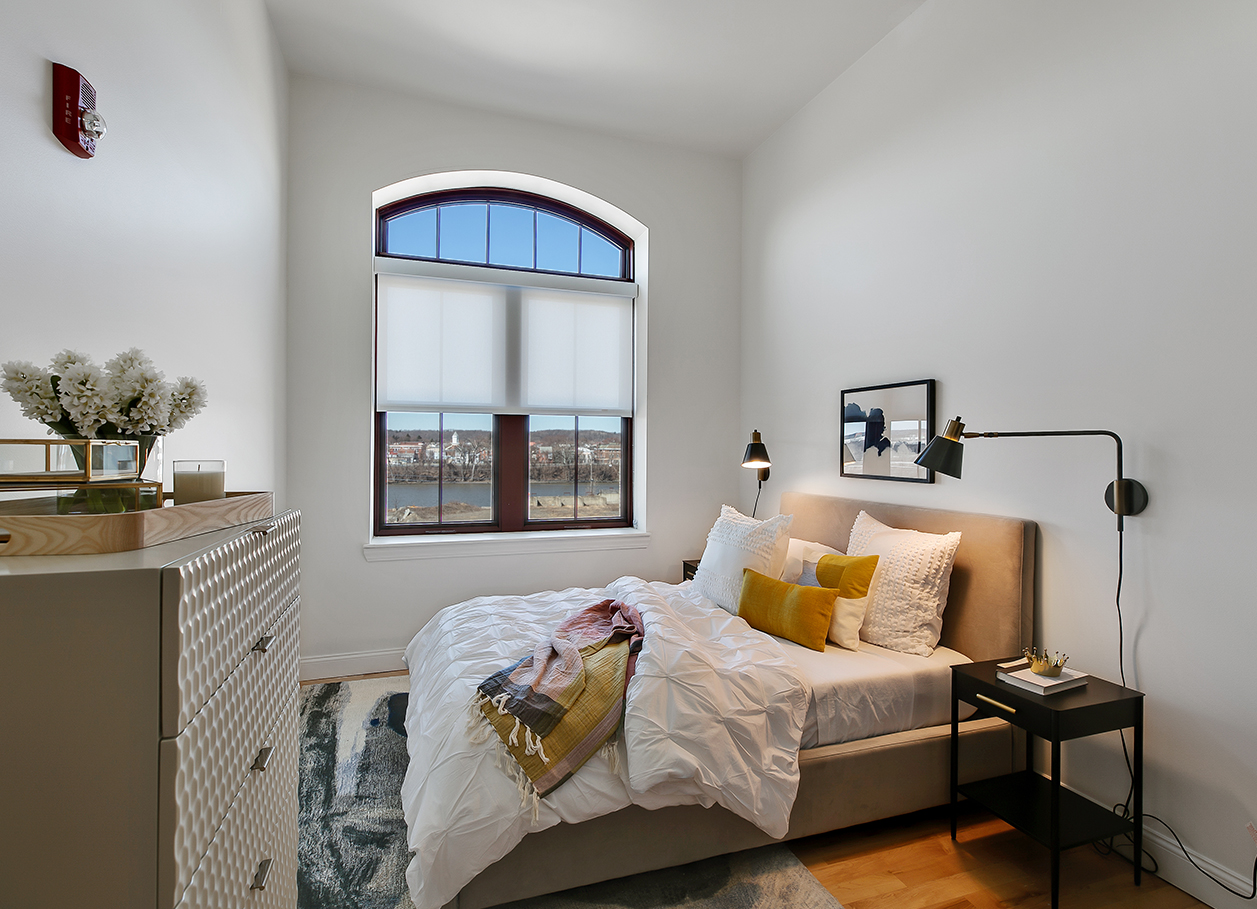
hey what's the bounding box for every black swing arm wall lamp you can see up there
[742,430,771,518]
[915,417,1149,531]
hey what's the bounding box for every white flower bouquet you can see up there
[2,349,207,513]
[1,349,206,440]
[2,348,207,441]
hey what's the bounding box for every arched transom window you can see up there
[378,189,632,280]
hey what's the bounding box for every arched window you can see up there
[373,184,639,536]
[378,189,632,280]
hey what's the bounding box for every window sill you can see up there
[362,527,651,562]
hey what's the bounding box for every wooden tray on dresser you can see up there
[0,491,274,556]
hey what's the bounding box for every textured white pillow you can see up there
[692,506,793,613]
[847,511,961,656]
[780,538,844,584]
[827,595,867,651]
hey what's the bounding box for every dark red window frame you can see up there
[376,187,634,282]
[373,413,633,536]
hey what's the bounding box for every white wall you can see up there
[286,74,743,678]
[743,1,1257,905]
[0,0,287,497]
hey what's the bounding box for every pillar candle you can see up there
[173,460,226,505]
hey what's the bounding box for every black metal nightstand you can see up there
[951,659,1144,909]
[682,559,699,581]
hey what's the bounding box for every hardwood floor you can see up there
[791,803,1205,909]
[300,668,407,686]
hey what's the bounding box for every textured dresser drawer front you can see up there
[159,599,299,906]
[175,692,299,909]
[162,510,299,737]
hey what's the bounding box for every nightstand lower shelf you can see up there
[952,659,1144,909]
[959,771,1132,849]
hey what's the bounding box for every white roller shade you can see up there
[376,274,508,412]
[521,288,633,416]
[376,273,634,416]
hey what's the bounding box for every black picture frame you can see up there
[840,379,936,483]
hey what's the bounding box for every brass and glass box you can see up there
[0,438,143,483]
[0,439,160,514]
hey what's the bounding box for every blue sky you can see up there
[385,201,621,278]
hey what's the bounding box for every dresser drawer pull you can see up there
[251,522,277,536]
[0,530,10,546]
[251,746,274,772]
[252,634,276,653]
[250,857,273,891]
[976,693,1017,714]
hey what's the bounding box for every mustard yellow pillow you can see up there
[737,568,836,652]
[815,553,879,598]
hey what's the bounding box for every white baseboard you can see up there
[1140,823,1255,909]
[301,647,407,682]
[1063,783,1253,909]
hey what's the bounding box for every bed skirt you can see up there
[446,715,1016,909]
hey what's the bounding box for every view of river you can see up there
[387,481,617,508]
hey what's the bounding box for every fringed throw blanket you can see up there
[471,598,644,806]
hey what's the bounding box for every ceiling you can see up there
[264,0,926,157]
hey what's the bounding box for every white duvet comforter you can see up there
[400,576,808,909]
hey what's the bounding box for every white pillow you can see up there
[847,511,961,656]
[827,595,867,651]
[692,506,793,613]
[795,558,867,650]
[780,538,844,584]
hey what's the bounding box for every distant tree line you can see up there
[386,426,621,486]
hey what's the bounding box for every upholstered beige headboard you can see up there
[779,492,1035,662]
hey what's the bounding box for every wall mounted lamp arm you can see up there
[916,418,1148,530]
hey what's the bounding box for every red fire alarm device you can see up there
[52,62,107,158]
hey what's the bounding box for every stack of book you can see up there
[997,663,1089,694]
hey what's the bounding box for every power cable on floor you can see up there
[1092,531,1256,899]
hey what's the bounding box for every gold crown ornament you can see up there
[1023,647,1069,677]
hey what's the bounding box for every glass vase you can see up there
[53,432,164,513]
[137,435,162,486]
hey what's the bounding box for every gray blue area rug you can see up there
[300,677,414,909]
[299,677,841,909]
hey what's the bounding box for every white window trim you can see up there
[362,527,651,562]
[367,171,649,550]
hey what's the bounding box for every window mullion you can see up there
[505,287,522,413]
[437,413,445,524]
[497,415,528,531]
[572,417,580,521]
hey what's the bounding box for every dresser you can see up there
[0,511,300,909]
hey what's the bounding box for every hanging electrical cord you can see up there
[910,422,1254,895]
[1093,531,1257,899]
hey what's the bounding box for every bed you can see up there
[404,493,1035,909]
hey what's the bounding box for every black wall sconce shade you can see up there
[742,430,771,517]
[915,417,965,478]
[915,416,1149,530]
[742,430,771,476]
